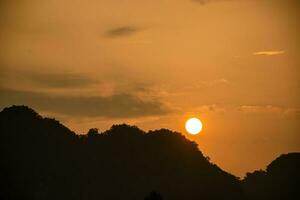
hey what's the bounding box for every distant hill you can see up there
[242,153,300,200]
[0,105,299,200]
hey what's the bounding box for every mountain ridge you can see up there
[0,105,299,200]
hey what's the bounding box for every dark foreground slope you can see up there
[0,106,243,200]
[242,152,300,200]
[0,106,299,200]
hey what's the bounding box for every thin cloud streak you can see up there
[27,71,99,88]
[1,68,99,89]
[106,26,139,37]
[192,0,234,5]
[0,88,170,118]
[191,104,300,117]
[253,50,285,56]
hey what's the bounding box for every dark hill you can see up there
[0,105,299,200]
[0,105,243,200]
[242,153,300,200]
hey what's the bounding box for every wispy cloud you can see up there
[185,104,299,117]
[238,105,300,117]
[192,0,233,5]
[195,104,226,113]
[106,26,139,37]
[184,78,230,91]
[1,68,98,89]
[239,105,283,114]
[253,50,285,56]
[0,88,170,118]
[27,71,99,88]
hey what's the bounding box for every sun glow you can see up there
[185,117,203,135]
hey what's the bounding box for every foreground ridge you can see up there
[0,105,299,200]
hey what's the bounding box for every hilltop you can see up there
[0,105,299,200]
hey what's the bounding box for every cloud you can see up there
[253,50,285,56]
[181,78,230,92]
[239,105,283,114]
[195,104,226,113]
[106,26,139,37]
[238,105,300,117]
[0,88,170,118]
[1,67,99,88]
[184,104,300,117]
[26,71,99,88]
[192,0,233,5]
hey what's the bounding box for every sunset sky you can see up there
[1,0,299,177]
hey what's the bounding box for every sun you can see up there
[185,117,203,135]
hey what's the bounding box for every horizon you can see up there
[3,104,299,200]
[1,104,299,180]
[0,104,297,179]
[1,0,300,178]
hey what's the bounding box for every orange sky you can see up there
[1,0,299,177]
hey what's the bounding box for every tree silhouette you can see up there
[145,191,163,200]
[0,105,299,200]
[242,153,300,200]
[87,128,99,136]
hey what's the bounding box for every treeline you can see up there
[0,106,299,200]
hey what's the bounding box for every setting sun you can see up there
[1,1,299,198]
[185,117,203,135]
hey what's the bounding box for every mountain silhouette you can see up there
[0,105,299,200]
[242,153,300,200]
